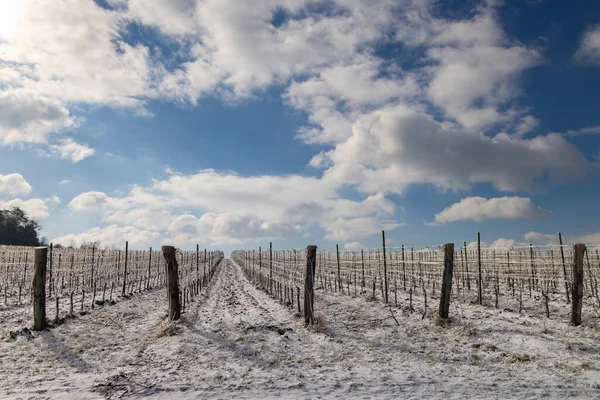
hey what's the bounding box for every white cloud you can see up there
[433,196,549,224]
[316,106,587,194]
[0,173,32,195]
[51,138,95,162]
[566,125,600,136]
[52,224,160,248]
[524,231,556,244]
[0,90,75,144]
[571,233,600,246]
[165,213,300,246]
[575,25,600,66]
[0,198,51,219]
[344,241,364,250]
[59,179,71,185]
[66,169,403,245]
[123,0,198,36]
[0,0,153,107]
[426,11,541,130]
[489,238,516,248]
[525,231,600,246]
[104,208,173,231]
[69,191,110,212]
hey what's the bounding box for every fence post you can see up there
[162,246,181,321]
[477,232,482,305]
[382,230,389,304]
[122,241,128,297]
[439,243,454,320]
[269,242,273,295]
[33,246,48,331]
[571,244,586,326]
[558,232,570,303]
[48,243,53,298]
[147,247,152,290]
[336,244,341,292]
[304,245,317,325]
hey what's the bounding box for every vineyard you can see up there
[0,243,224,326]
[1,236,599,398]
[232,233,600,326]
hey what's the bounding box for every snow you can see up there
[1,259,599,399]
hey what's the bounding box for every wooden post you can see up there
[259,246,262,287]
[361,249,365,290]
[439,243,454,319]
[529,244,536,292]
[463,241,470,290]
[147,247,152,290]
[196,244,199,281]
[336,244,341,292]
[304,245,317,325]
[571,244,586,326]
[162,246,181,321]
[558,232,570,303]
[477,232,482,305]
[269,242,273,295]
[48,243,53,298]
[91,246,95,294]
[382,231,389,304]
[122,241,128,297]
[32,246,48,331]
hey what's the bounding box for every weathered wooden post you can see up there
[32,246,48,331]
[463,241,470,291]
[336,244,341,292]
[269,242,273,295]
[571,244,586,326]
[558,232,570,303]
[122,241,128,297]
[147,247,152,290]
[382,230,389,304]
[162,246,181,321]
[304,245,317,325]
[196,244,199,286]
[477,232,482,305]
[439,243,454,320]
[48,243,53,298]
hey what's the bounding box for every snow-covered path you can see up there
[2,258,599,399]
[100,259,600,399]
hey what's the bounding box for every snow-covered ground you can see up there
[1,259,599,399]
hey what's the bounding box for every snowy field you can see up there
[1,259,599,399]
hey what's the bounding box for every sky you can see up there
[0,0,599,254]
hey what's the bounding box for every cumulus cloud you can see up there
[427,12,541,130]
[0,198,53,219]
[52,225,160,248]
[433,196,549,224]
[66,169,403,245]
[0,90,75,144]
[571,233,600,246]
[69,191,111,212]
[0,173,32,195]
[525,231,600,246]
[524,231,556,244]
[316,107,587,194]
[51,138,95,162]
[344,241,364,250]
[575,25,600,66]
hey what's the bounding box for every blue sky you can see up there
[0,0,599,254]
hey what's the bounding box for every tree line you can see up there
[0,207,46,246]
